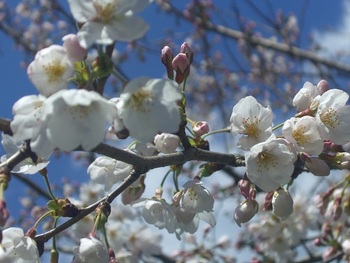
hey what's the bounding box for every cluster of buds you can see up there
[161,42,193,84]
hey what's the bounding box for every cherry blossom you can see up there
[72,236,109,263]
[114,77,182,142]
[10,95,46,150]
[314,89,350,145]
[131,197,177,234]
[230,96,273,150]
[27,45,75,97]
[67,0,150,48]
[1,227,40,263]
[245,138,296,192]
[180,178,214,214]
[87,155,133,191]
[30,89,118,157]
[282,116,324,155]
[292,81,321,112]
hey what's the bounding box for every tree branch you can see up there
[156,0,350,75]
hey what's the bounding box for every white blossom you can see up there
[115,78,182,142]
[31,89,118,157]
[10,95,46,156]
[314,89,350,145]
[282,116,324,155]
[87,156,132,191]
[1,227,41,263]
[230,96,273,150]
[72,236,109,263]
[67,0,150,48]
[131,197,176,234]
[245,138,296,192]
[293,81,320,112]
[27,45,74,97]
[180,179,214,214]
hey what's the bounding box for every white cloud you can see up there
[313,0,350,60]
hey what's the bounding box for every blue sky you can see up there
[1,0,350,261]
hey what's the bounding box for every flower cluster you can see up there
[131,178,215,240]
[230,80,350,225]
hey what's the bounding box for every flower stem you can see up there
[272,122,285,131]
[202,127,230,139]
[40,169,56,200]
[33,210,53,229]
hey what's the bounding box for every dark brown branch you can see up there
[34,169,141,243]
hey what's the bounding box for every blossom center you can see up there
[129,88,154,112]
[257,151,277,172]
[242,116,260,138]
[43,60,65,82]
[93,1,116,23]
[292,126,310,145]
[320,108,339,129]
[66,105,93,120]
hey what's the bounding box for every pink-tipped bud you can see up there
[180,42,193,64]
[238,179,251,200]
[161,46,174,80]
[193,121,209,137]
[0,200,9,227]
[317,79,330,94]
[172,53,190,84]
[234,200,259,227]
[62,34,87,62]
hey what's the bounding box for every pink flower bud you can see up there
[172,53,190,84]
[317,79,329,94]
[172,53,189,74]
[234,200,259,227]
[62,34,87,62]
[180,42,193,64]
[193,121,209,137]
[154,133,180,154]
[161,46,174,80]
[272,189,294,220]
[0,200,9,227]
[238,179,251,200]
[330,197,342,221]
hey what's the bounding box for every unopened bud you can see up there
[193,121,209,137]
[238,179,251,200]
[234,200,259,227]
[172,53,190,84]
[154,133,180,154]
[180,42,193,64]
[317,79,329,94]
[62,34,87,62]
[0,200,9,227]
[121,176,146,205]
[272,189,294,220]
[330,197,343,221]
[161,46,174,80]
